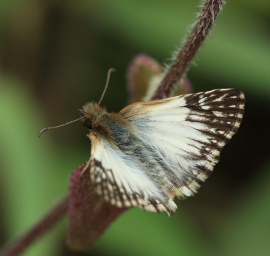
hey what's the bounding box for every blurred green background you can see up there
[0,0,270,255]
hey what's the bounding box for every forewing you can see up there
[120,89,245,198]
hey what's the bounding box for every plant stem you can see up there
[152,0,226,100]
[0,196,68,256]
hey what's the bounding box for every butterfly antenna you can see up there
[98,68,116,106]
[38,116,84,138]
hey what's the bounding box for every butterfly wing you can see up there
[89,88,244,215]
[89,134,177,214]
[120,88,245,198]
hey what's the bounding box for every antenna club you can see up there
[109,68,117,73]
[38,128,48,138]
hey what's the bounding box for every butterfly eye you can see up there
[84,119,93,130]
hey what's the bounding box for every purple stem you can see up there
[0,196,68,256]
[152,0,225,100]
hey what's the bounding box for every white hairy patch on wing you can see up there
[94,139,159,196]
[122,97,203,174]
[90,137,177,212]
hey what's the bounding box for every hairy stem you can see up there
[152,0,226,100]
[0,196,68,256]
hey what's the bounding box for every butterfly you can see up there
[78,88,244,215]
[39,71,245,215]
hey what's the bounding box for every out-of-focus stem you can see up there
[152,0,225,100]
[0,196,68,256]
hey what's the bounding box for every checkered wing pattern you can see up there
[89,89,245,215]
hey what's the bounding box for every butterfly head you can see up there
[79,102,108,131]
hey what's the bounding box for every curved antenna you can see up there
[98,68,116,106]
[38,116,84,138]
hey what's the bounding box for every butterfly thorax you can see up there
[80,102,132,144]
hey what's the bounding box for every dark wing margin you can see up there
[184,89,245,178]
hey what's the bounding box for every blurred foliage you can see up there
[0,0,270,256]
